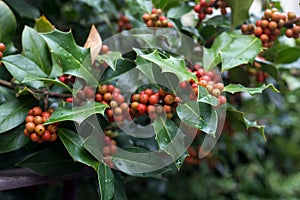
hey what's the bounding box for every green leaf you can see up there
[274,47,300,64]
[17,146,85,176]
[224,84,280,95]
[2,55,47,87]
[98,163,114,200]
[152,0,184,11]
[34,15,55,33]
[167,3,192,18]
[23,77,72,93]
[0,1,16,46]
[4,0,40,19]
[203,32,262,71]
[0,85,15,104]
[113,172,128,200]
[227,105,266,141]
[176,101,218,136]
[139,50,197,82]
[96,51,123,71]
[22,26,52,75]
[0,98,35,134]
[41,29,98,85]
[197,86,218,106]
[282,73,300,91]
[45,103,108,125]
[58,128,99,170]
[0,126,30,153]
[226,0,254,28]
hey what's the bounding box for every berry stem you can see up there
[284,16,300,28]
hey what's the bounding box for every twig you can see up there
[0,79,72,99]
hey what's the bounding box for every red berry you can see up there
[103,93,112,102]
[107,85,115,93]
[132,94,140,102]
[0,43,6,52]
[35,124,45,136]
[95,93,103,102]
[47,124,57,133]
[42,130,51,141]
[66,97,73,103]
[33,116,44,125]
[25,122,36,133]
[194,4,201,13]
[164,94,174,105]
[50,133,57,142]
[26,115,34,123]
[98,85,108,94]
[149,94,159,105]
[137,103,147,114]
[32,107,42,116]
[285,29,294,38]
[30,133,40,142]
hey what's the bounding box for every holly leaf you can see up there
[139,50,197,82]
[17,146,86,176]
[41,29,98,85]
[44,102,108,125]
[58,128,99,170]
[224,84,280,95]
[84,25,102,64]
[0,1,16,47]
[197,86,218,106]
[22,77,73,93]
[0,126,30,153]
[226,0,254,28]
[96,51,123,71]
[153,117,186,170]
[203,32,262,72]
[34,15,54,33]
[227,105,266,141]
[176,101,218,136]
[0,98,36,134]
[98,163,114,200]
[2,55,47,88]
[22,26,52,75]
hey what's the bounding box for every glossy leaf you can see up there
[45,103,108,125]
[203,32,262,71]
[176,101,218,136]
[2,55,47,87]
[0,98,35,134]
[0,85,15,104]
[0,1,16,46]
[167,3,192,18]
[0,126,30,153]
[224,84,280,95]
[96,51,123,71]
[22,26,52,75]
[41,29,98,85]
[17,146,85,176]
[140,50,197,82]
[58,128,99,170]
[23,77,72,93]
[34,15,54,33]
[226,0,254,28]
[98,163,114,200]
[84,25,102,64]
[227,105,266,141]
[197,86,218,106]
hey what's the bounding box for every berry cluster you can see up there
[285,12,300,38]
[142,8,173,28]
[96,84,130,122]
[0,42,6,64]
[102,136,117,168]
[241,9,300,48]
[130,88,181,120]
[181,64,226,107]
[194,0,228,22]
[118,14,132,32]
[24,107,58,143]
